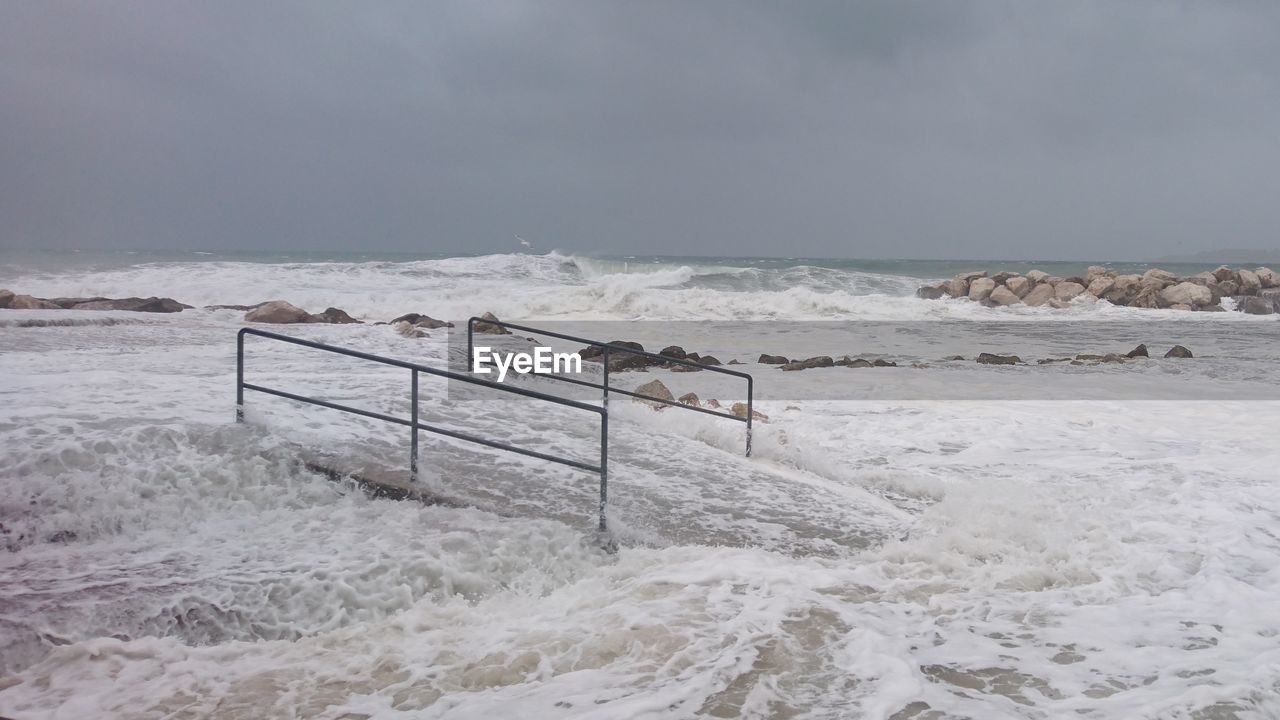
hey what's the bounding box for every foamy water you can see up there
[2,253,1279,719]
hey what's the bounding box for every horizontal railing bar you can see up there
[467,317,755,381]
[603,386,749,421]
[240,327,603,415]
[242,382,601,474]
[242,383,413,427]
[521,371,748,422]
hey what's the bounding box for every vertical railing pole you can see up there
[236,329,245,423]
[599,346,610,533]
[745,374,753,457]
[465,319,474,373]
[410,368,419,482]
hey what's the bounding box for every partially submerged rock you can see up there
[1165,345,1194,359]
[677,392,700,406]
[758,353,789,364]
[633,379,674,409]
[244,300,313,324]
[1126,344,1149,358]
[976,353,1022,365]
[780,356,834,371]
[730,402,768,422]
[0,292,60,310]
[472,311,512,335]
[389,313,452,329]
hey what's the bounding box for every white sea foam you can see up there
[1,254,1279,718]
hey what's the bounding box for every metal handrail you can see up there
[236,327,611,533]
[464,317,754,456]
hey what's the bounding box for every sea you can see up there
[1,250,1278,719]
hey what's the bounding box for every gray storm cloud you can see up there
[2,1,1278,259]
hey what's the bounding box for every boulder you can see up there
[1256,267,1277,288]
[1217,280,1240,297]
[659,345,687,360]
[0,289,11,307]
[1023,284,1056,307]
[989,285,1022,306]
[956,271,988,282]
[245,300,314,324]
[1235,297,1276,315]
[1164,345,1193,359]
[976,353,1022,365]
[1086,265,1109,280]
[916,285,948,300]
[582,340,659,371]
[1043,276,1064,286]
[314,307,360,324]
[699,355,722,366]
[1005,276,1032,298]
[1087,277,1115,297]
[845,358,873,368]
[677,392,700,406]
[389,313,452,329]
[1238,269,1262,294]
[1212,266,1236,283]
[633,379,674,409]
[63,296,189,313]
[968,277,997,302]
[727,359,742,365]
[1055,282,1086,302]
[1158,282,1213,309]
[2,293,61,310]
[757,354,789,364]
[1141,269,1178,290]
[1129,287,1161,309]
[780,356,834,371]
[1187,272,1218,286]
[1126,344,1149,358]
[991,271,1020,285]
[705,399,722,409]
[1026,270,1051,283]
[949,277,971,298]
[472,311,512,335]
[730,402,768,422]
[872,359,898,367]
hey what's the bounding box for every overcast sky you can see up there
[2,1,1278,260]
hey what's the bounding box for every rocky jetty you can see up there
[917,266,1279,314]
[1,289,190,312]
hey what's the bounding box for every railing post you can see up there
[465,318,474,373]
[236,329,245,423]
[745,375,753,457]
[410,368,419,482]
[599,346,609,534]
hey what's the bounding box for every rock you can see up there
[1129,287,1161,309]
[699,355,722,366]
[1217,280,1240,297]
[943,355,965,361]
[1100,353,1126,363]
[633,379,675,409]
[64,297,189,313]
[949,277,971,298]
[1238,269,1262,294]
[727,359,742,365]
[968,277,997,302]
[1126,344,1149,358]
[845,358,873,368]
[677,392,700,406]
[659,345,687,360]
[472,311,512,335]
[245,300,314,324]
[1198,304,1226,312]
[916,285,948,300]
[705,399,722,409]
[1038,358,1072,364]
[1256,267,1277,288]
[989,285,1022,306]
[206,303,265,311]
[1027,269,1051,283]
[757,354,789,364]
[1086,265,1109,279]
[582,341,656,371]
[1158,282,1213,309]
[394,322,429,338]
[1044,276,1064,286]
[1169,303,1193,311]
[685,352,702,362]
[1047,299,1072,309]
[991,271,1020,285]
[1187,272,1218,286]
[314,307,360,324]
[976,353,1022,365]
[1023,283,1056,307]
[1055,282,1086,302]
[1141,269,1178,290]
[780,356,834,371]
[1075,354,1104,361]
[872,359,897,367]
[671,363,703,372]
[1005,276,1032,298]
[2,293,61,310]
[1212,266,1235,283]
[730,402,768,422]
[389,313,452,329]
[1087,277,1115,297]
[1235,296,1276,315]
[956,271,988,282]
[1164,345,1193,359]
[0,289,12,308]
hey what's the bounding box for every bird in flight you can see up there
[516,235,533,250]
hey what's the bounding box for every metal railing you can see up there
[236,327,611,533]
[465,317,754,456]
